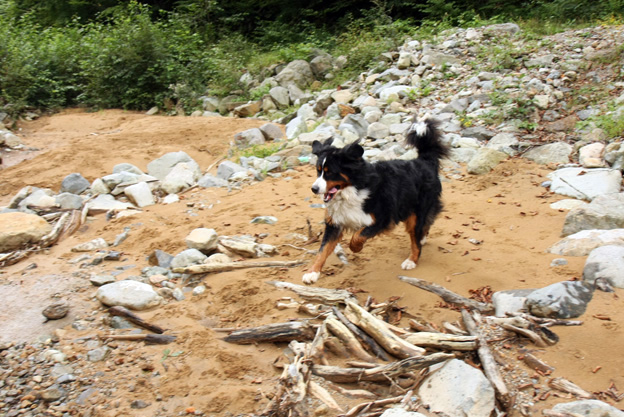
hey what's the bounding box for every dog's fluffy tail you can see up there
[405,118,449,169]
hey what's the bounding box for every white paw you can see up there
[302,271,320,284]
[401,259,417,270]
[420,236,427,246]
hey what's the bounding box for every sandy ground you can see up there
[0,110,622,416]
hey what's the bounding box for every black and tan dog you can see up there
[302,118,449,284]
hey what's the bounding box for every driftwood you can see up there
[548,377,595,399]
[408,318,438,333]
[101,334,177,344]
[344,301,425,359]
[308,322,330,365]
[266,280,356,305]
[173,259,305,274]
[343,393,411,417]
[328,383,377,400]
[403,332,478,351]
[461,310,512,409]
[398,276,493,313]
[223,321,315,344]
[326,314,378,363]
[312,352,453,383]
[509,312,583,327]
[522,353,555,374]
[333,307,392,362]
[309,381,343,412]
[108,306,164,334]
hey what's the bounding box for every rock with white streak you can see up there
[526,281,594,318]
[583,245,624,289]
[549,229,624,257]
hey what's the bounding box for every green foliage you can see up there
[237,143,283,160]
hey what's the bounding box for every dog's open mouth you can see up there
[324,186,340,203]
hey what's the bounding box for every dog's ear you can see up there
[344,142,364,160]
[312,140,324,155]
[312,137,334,155]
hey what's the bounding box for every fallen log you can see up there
[522,353,555,374]
[344,301,425,359]
[333,307,391,362]
[108,306,164,334]
[312,352,453,383]
[398,276,493,313]
[461,309,512,409]
[403,332,478,351]
[548,377,595,399]
[325,314,378,363]
[266,280,357,305]
[223,321,315,344]
[173,259,305,274]
[399,277,481,311]
[100,334,177,344]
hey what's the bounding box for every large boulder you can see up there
[524,142,572,165]
[0,212,52,252]
[583,245,624,289]
[548,168,622,201]
[526,281,594,319]
[562,193,624,236]
[275,60,315,89]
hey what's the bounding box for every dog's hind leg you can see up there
[402,214,421,270]
[303,222,343,284]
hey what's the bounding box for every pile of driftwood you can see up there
[219,277,607,417]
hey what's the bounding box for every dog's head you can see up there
[310,138,364,203]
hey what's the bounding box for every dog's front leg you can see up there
[349,228,368,253]
[302,222,343,284]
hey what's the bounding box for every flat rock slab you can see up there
[548,167,622,201]
[0,212,52,252]
[96,280,162,311]
[562,193,624,236]
[548,229,624,256]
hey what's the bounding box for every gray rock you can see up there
[524,142,572,165]
[486,133,518,156]
[71,237,108,252]
[96,280,162,310]
[87,346,110,362]
[579,142,606,168]
[161,162,198,194]
[198,173,228,188]
[7,186,34,209]
[421,51,461,67]
[0,212,52,252]
[562,193,624,236]
[466,148,508,175]
[18,188,56,210]
[60,173,90,194]
[583,245,624,289]
[462,126,496,141]
[172,288,185,301]
[170,248,208,269]
[40,385,67,402]
[552,400,624,417]
[548,229,624,256]
[275,60,315,89]
[419,359,495,417]
[367,122,390,139]
[55,193,84,210]
[251,216,278,225]
[310,54,333,78]
[185,228,219,253]
[548,168,622,201]
[149,250,174,269]
[605,142,624,170]
[269,86,290,108]
[234,100,262,117]
[216,160,246,180]
[90,275,116,286]
[0,130,23,148]
[492,289,535,317]
[450,148,478,163]
[100,171,141,189]
[380,409,427,417]
[147,151,200,181]
[550,199,588,211]
[87,194,135,212]
[260,123,285,141]
[298,129,333,146]
[234,128,266,148]
[113,163,144,175]
[526,281,594,319]
[285,115,307,139]
[124,182,155,208]
[339,114,369,139]
[90,178,110,195]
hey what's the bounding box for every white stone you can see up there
[185,228,219,252]
[124,182,155,207]
[96,280,162,311]
[548,167,622,201]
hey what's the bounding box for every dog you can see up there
[302,118,449,284]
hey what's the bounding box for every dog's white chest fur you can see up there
[327,186,373,231]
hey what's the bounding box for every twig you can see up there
[172,259,305,274]
[398,276,493,313]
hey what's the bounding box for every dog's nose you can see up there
[311,185,319,194]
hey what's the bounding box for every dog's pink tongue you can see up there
[324,187,338,202]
